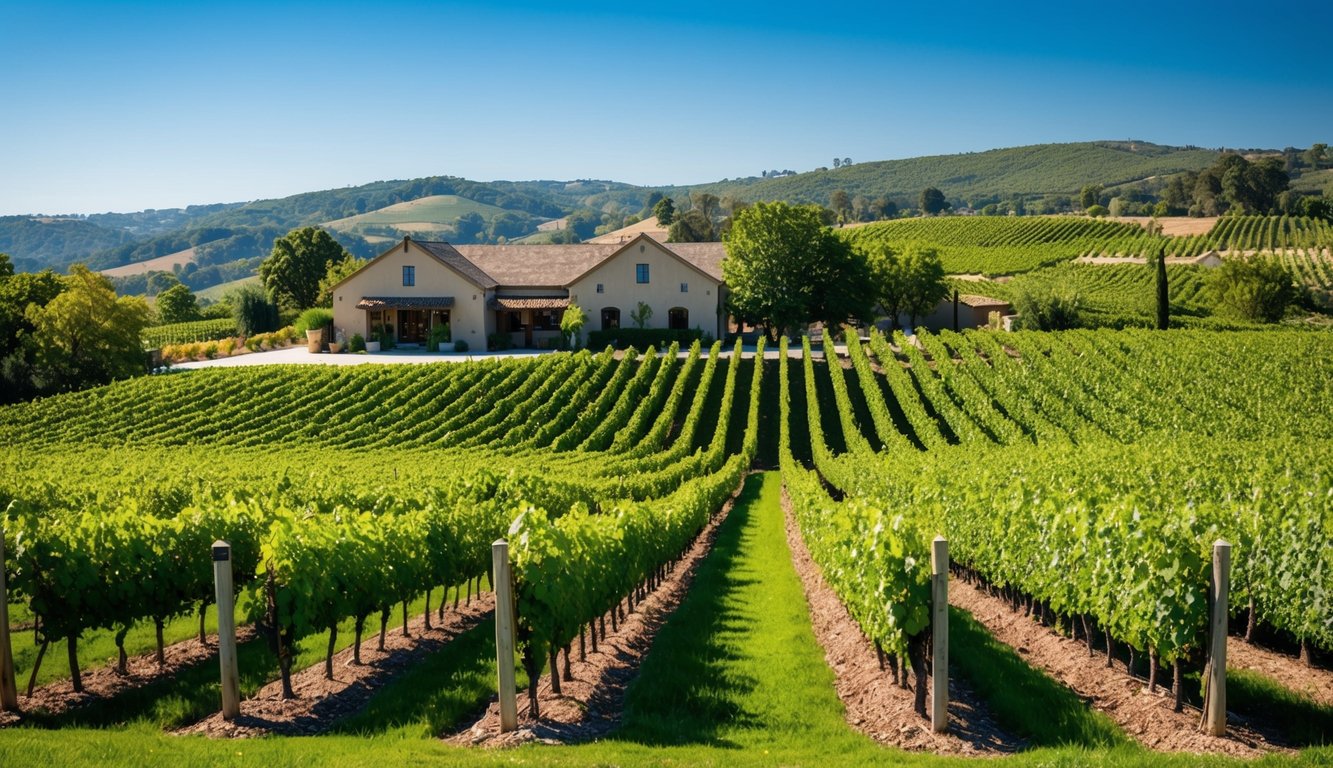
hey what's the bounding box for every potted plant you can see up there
[366,324,383,353]
[329,328,345,354]
[430,322,454,353]
[296,308,334,353]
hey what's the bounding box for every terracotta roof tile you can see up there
[355,296,455,310]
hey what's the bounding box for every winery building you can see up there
[330,234,727,348]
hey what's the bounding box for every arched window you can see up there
[668,307,688,330]
[601,307,620,330]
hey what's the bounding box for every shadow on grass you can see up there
[948,606,1130,749]
[608,476,762,748]
[1209,668,1332,747]
[23,637,279,730]
[332,618,510,738]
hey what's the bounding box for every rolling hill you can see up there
[7,140,1323,296]
[670,141,1222,206]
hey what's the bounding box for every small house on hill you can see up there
[330,234,726,349]
[887,293,1012,333]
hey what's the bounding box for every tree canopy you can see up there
[25,266,151,395]
[259,227,352,310]
[723,201,874,337]
[920,187,949,215]
[155,283,201,325]
[1208,258,1297,323]
[868,245,947,331]
[652,197,676,227]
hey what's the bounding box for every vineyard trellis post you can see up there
[931,535,948,733]
[212,540,240,720]
[1205,539,1230,737]
[0,528,18,711]
[493,539,518,733]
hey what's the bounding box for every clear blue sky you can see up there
[2,0,1330,215]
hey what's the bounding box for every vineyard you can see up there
[1,328,1331,765]
[840,215,1333,276]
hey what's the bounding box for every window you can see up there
[636,263,650,284]
[533,310,560,331]
[668,307,689,330]
[596,283,604,294]
[680,282,688,293]
[402,265,415,287]
[507,311,523,332]
[600,307,620,330]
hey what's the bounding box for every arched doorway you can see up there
[668,307,688,330]
[601,307,620,330]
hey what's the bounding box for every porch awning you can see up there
[490,296,570,311]
[355,296,455,310]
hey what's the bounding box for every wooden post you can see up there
[493,539,518,733]
[1205,539,1230,737]
[931,536,949,733]
[0,529,19,711]
[212,540,240,720]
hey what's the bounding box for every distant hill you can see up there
[9,140,1318,294]
[672,141,1222,207]
[0,216,137,272]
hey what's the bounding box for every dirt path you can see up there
[0,628,258,726]
[950,578,1290,757]
[449,486,740,747]
[181,595,494,737]
[782,492,1020,754]
[1229,638,1333,708]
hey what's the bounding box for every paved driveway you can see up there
[173,346,550,369]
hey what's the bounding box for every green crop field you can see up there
[1,329,1330,766]
[324,194,514,235]
[838,215,1333,277]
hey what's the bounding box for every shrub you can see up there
[218,338,236,357]
[1011,277,1083,330]
[349,333,365,353]
[429,323,451,347]
[454,339,469,353]
[1208,258,1298,323]
[487,332,512,351]
[1085,204,1109,218]
[231,284,280,336]
[587,327,703,350]
[295,307,334,334]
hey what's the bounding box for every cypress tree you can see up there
[1155,246,1170,330]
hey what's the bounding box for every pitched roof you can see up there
[411,241,499,289]
[457,235,726,286]
[957,294,1010,308]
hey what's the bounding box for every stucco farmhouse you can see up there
[330,234,727,349]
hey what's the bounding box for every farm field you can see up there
[1,330,1331,765]
[323,195,517,239]
[840,214,1333,277]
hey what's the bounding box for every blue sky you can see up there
[2,1,1330,215]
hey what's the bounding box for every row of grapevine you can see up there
[506,339,764,712]
[142,318,238,349]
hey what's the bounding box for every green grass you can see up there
[195,275,260,303]
[324,195,509,233]
[1226,668,1333,747]
[333,616,526,738]
[948,607,1129,747]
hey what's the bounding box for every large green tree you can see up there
[667,209,716,243]
[652,197,676,227]
[27,266,151,393]
[317,253,368,307]
[869,245,948,331]
[259,227,351,310]
[920,187,949,215]
[155,283,201,324]
[723,201,873,338]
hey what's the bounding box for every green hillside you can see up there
[676,141,1221,207]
